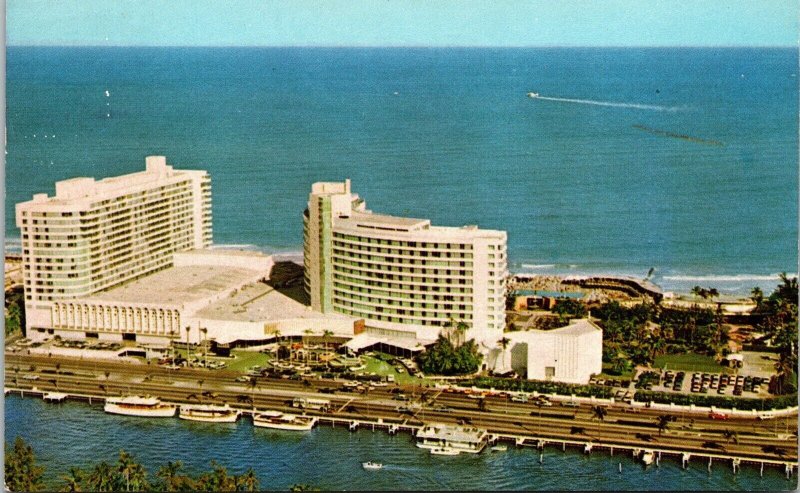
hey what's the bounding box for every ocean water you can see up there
[5,395,796,491]
[5,47,798,295]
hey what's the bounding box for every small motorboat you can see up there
[641,450,655,466]
[362,462,383,470]
[527,92,540,98]
[490,445,508,452]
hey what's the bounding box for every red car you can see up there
[708,411,728,420]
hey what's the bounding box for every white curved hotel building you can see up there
[303,180,507,344]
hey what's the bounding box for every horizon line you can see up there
[7,43,798,49]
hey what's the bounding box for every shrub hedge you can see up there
[463,376,615,399]
[634,390,798,411]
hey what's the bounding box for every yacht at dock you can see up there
[179,404,240,423]
[104,396,177,417]
[252,410,318,431]
[416,423,488,454]
[430,447,461,456]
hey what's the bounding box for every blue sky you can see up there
[7,0,798,47]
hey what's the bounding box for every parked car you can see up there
[709,411,729,420]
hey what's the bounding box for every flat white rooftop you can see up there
[335,212,505,240]
[508,318,601,342]
[195,282,351,322]
[85,264,262,306]
[339,211,430,232]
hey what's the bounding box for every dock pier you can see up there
[6,387,796,477]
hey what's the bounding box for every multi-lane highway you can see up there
[5,353,797,466]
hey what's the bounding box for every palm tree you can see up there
[455,321,469,347]
[200,327,208,368]
[271,328,282,361]
[774,353,794,395]
[86,461,115,492]
[323,329,334,354]
[496,337,511,373]
[169,329,178,362]
[303,329,315,364]
[237,468,259,492]
[127,463,148,492]
[60,467,85,492]
[156,460,184,492]
[185,326,191,364]
[198,379,205,402]
[591,405,608,421]
[248,376,258,409]
[655,414,675,435]
[691,286,706,300]
[750,287,764,308]
[723,429,739,444]
[290,483,321,491]
[117,450,136,492]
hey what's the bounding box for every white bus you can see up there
[292,397,330,411]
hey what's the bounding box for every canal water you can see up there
[4,395,795,491]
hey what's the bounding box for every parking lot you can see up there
[642,369,770,398]
[588,377,634,402]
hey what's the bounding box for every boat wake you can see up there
[533,95,680,112]
[662,273,795,283]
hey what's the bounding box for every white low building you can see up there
[493,318,603,384]
[43,248,359,346]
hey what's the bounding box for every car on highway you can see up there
[22,374,39,381]
[561,401,579,408]
[235,376,250,383]
[708,411,729,420]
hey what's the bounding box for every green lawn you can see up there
[654,353,733,374]
[598,363,635,379]
[359,355,432,386]
[226,350,273,372]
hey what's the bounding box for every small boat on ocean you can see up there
[104,396,176,417]
[253,410,318,431]
[527,92,540,98]
[490,445,508,452]
[362,462,383,470]
[641,450,655,466]
[179,404,240,423]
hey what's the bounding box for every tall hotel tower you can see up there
[303,180,507,344]
[15,156,212,331]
